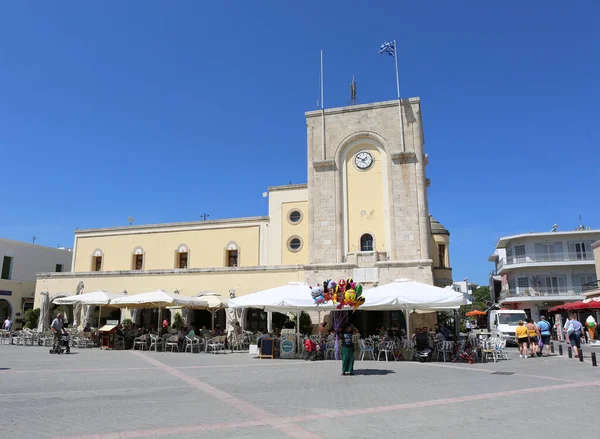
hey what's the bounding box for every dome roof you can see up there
[429,215,449,236]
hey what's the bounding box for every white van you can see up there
[488,309,528,344]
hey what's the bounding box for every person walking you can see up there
[585,315,596,342]
[339,323,356,376]
[566,314,583,359]
[537,316,552,357]
[525,319,540,357]
[515,320,529,358]
[50,313,64,352]
[2,316,12,332]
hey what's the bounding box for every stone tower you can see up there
[305,98,434,285]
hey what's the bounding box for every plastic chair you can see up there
[165,335,179,352]
[149,334,162,351]
[359,339,375,361]
[377,341,396,362]
[133,334,148,351]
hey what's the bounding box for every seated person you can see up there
[326,329,335,342]
[188,326,196,338]
[256,329,270,348]
[414,328,430,351]
[212,325,223,337]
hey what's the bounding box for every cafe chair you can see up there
[359,339,375,361]
[133,334,148,351]
[165,335,179,352]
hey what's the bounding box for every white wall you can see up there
[0,238,72,282]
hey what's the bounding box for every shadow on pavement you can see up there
[352,369,395,376]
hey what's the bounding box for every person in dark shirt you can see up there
[339,323,356,376]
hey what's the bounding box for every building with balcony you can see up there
[488,229,599,321]
[0,238,72,328]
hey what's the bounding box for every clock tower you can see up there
[305,98,434,285]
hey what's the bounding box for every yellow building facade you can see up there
[35,99,452,331]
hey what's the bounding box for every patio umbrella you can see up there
[465,310,486,316]
[53,290,125,329]
[111,290,204,349]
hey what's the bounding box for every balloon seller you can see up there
[339,322,357,376]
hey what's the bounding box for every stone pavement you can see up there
[1,345,599,439]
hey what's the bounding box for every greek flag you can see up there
[379,40,395,57]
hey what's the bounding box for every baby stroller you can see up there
[453,337,476,364]
[304,339,323,361]
[415,332,432,362]
[49,329,71,354]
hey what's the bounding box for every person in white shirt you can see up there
[2,317,12,331]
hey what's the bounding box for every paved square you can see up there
[1,345,598,438]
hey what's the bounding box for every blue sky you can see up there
[1,1,598,284]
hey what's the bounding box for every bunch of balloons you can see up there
[310,278,365,311]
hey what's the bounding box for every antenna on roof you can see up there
[550,224,558,232]
[576,215,585,231]
[32,236,36,244]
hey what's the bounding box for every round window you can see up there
[289,210,302,224]
[288,237,302,252]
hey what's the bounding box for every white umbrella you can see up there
[54,290,125,329]
[111,290,206,349]
[53,290,124,306]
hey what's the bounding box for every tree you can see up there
[172,312,185,331]
[292,311,313,336]
[24,308,40,329]
[473,286,491,304]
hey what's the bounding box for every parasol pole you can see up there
[98,306,102,329]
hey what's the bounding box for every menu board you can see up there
[280,329,296,359]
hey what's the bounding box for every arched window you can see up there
[132,247,144,270]
[91,249,103,272]
[360,234,374,252]
[175,244,189,269]
[225,242,239,267]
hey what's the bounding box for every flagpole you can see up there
[393,40,405,152]
[321,49,326,160]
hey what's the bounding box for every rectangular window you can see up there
[534,242,563,262]
[227,250,238,268]
[517,277,529,295]
[569,242,592,260]
[92,256,102,272]
[1,256,13,280]
[178,252,188,269]
[514,245,526,263]
[135,255,143,270]
[540,275,566,295]
[55,264,63,273]
[437,244,446,268]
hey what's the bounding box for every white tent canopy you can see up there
[227,280,466,313]
[362,279,467,312]
[53,291,124,306]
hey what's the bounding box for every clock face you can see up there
[355,151,373,169]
